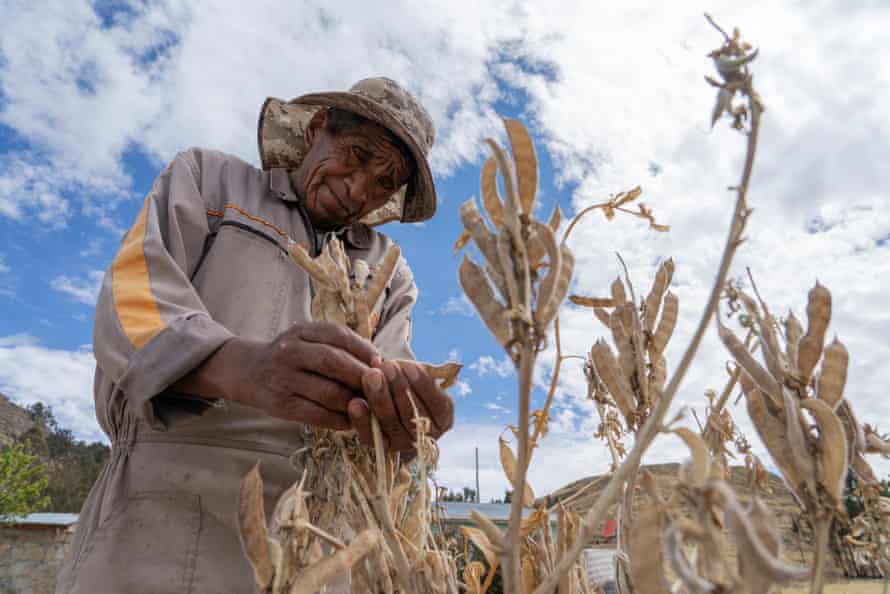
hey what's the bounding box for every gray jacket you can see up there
[55,147,417,594]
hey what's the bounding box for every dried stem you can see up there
[504,342,537,592]
[812,518,831,594]
[533,62,762,594]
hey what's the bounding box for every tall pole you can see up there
[475,447,480,503]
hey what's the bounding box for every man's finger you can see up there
[347,398,377,449]
[383,361,431,445]
[289,370,357,412]
[296,321,379,365]
[278,394,351,430]
[287,342,369,390]
[363,368,412,451]
[402,362,454,436]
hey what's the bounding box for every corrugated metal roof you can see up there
[438,502,530,522]
[2,513,79,527]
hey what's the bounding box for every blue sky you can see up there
[2,0,890,502]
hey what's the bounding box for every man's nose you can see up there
[344,168,371,204]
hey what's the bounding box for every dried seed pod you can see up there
[610,307,636,383]
[865,429,890,457]
[816,337,848,410]
[649,291,678,357]
[458,256,512,347]
[569,295,614,308]
[628,502,671,594]
[673,428,711,487]
[537,245,574,328]
[470,510,505,550]
[480,157,504,228]
[797,334,822,388]
[649,353,667,395]
[238,462,275,590]
[718,321,782,408]
[367,244,402,311]
[785,311,803,369]
[610,277,627,305]
[782,389,817,495]
[548,205,562,232]
[852,452,878,484]
[644,259,674,333]
[806,282,832,343]
[459,199,500,270]
[836,400,866,457]
[593,307,611,328]
[800,398,849,503]
[745,387,807,501]
[531,222,561,309]
[504,118,538,216]
[461,527,498,570]
[590,339,636,420]
[721,485,810,586]
[289,529,381,594]
[499,437,535,507]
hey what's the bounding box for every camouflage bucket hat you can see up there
[257,77,436,226]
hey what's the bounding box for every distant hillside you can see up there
[0,395,108,513]
[0,392,46,446]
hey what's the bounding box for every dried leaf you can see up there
[238,462,275,590]
[498,437,536,507]
[453,229,472,254]
[548,205,562,232]
[461,527,498,570]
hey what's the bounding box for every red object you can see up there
[601,519,617,538]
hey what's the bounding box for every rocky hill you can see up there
[0,392,44,446]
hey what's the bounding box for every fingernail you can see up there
[366,370,383,391]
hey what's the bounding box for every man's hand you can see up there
[348,360,455,452]
[177,321,379,430]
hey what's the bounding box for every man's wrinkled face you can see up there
[290,111,414,230]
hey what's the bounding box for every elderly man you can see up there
[55,78,454,594]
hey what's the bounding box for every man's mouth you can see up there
[325,184,356,218]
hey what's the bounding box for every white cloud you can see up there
[454,379,472,398]
[483,402,510,415]
[470,355,515,378]
[0,335,103,443]
[50,270,105,305]
[438,294,475,317]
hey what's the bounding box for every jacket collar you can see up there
[269,167,372,249]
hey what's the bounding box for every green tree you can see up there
[0,441,50,522]
[26,403,110,512]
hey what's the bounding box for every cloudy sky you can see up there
[2,0,889,504]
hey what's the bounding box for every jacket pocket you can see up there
[67,491,201,594]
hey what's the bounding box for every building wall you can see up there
[0,525,73,594]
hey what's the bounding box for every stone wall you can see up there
[0,524,73,594]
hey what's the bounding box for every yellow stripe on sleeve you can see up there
[111,200,165,348]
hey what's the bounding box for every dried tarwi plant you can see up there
[718,277,877,594]
[454,116,581,592]
[238,237,462,594]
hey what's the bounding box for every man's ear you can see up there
[304,109,328,148]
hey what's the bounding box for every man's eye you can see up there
[351,145,370,162]
[378,176,395,192]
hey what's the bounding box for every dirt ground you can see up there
[782,580,888,593]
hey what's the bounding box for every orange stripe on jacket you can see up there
[112,200,164,348]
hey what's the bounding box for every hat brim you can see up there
[258,92,436,225]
